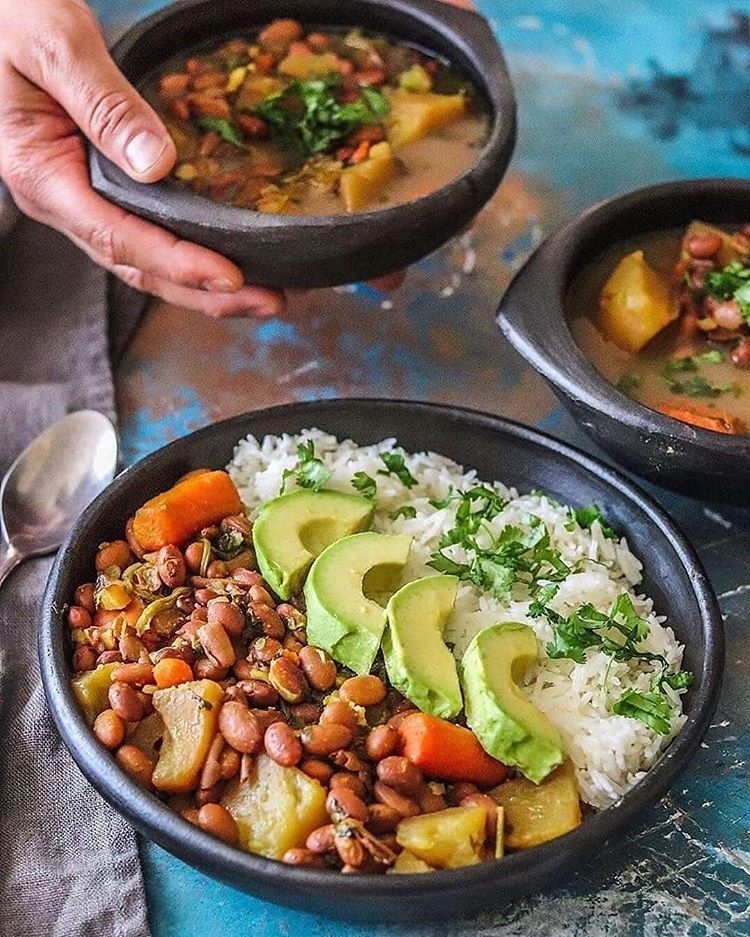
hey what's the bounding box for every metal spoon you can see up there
[0,410,118,588]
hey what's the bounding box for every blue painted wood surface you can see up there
[99,1,750,933]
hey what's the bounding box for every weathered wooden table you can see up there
[101,1,750,933]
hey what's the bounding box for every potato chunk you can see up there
[151,679,223,793]
[221,755,328,860]
[489,760,582,850]
[395,805,486,869]
[71,663,119,724]
[385,89,466,149]
[388,849,435,874]
[278,52,341,80]
[339,142,397,212]
[596,250,679,353]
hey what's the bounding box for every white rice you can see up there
[228,429,687,810]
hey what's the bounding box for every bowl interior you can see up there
[39,399,723,922]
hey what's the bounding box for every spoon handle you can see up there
[0,542,22,589]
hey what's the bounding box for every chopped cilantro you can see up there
[378,451,417,488]
[612,689,673,735]
[253,74,389,157]
[705,261,750,322]
[195,116,245,147]
[665,375,733,398]
[616,373,641,396]
[351,471,377,500]
[572,503,615,539]
[389,505,417,520]
[280,440,331,493]
[213,529,244,559]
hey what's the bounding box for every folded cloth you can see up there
[0,217,151,937]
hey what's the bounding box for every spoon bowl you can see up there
[0,410,118,586]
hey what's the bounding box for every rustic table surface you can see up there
[97,1,750,933]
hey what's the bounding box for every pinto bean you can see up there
[93,709,125,749]
[249,602,285,639]
[320,700,359,733]
[339,674,386,707]
[301,723,353,757]
[687,233,722,259]
[731,337,750,367]
[156,545,187,587]
[184,541,205,573]
[365,725,398,762]
[193,658,228,681]
[232,568,264,587]
[159,72,191,96]
[198,803,240,845]
[219,701,264,754]
[376,757,423,797]
[67,606,92,630]
[115,745,154,787]
[219,747,242,780]
[207,600,245,638]
[333,824,366,868]
[298,646,337,692]
[326,787,369,822]
[373,781,420,818]
[264,722,302,766]
[72,645,98,671]
[329,772,367,800]
[366,803,401,834]
[300,758,335,784]
[258,18,303,51]
[268,657,308,703]
[197,620,237,669]
[74,582,96,613]
[238,678,279,707]
[108,682,148,722]
[111,661,154,686]
[711,299,744,331]
[248,584,276,608]
[281,848,324,868]
[306,823,336,854]
[95,540,133,572]
[250,636,282,663]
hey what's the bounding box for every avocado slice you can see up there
[382,575,462,719]
[304,531,412,674]
[252,489,374,600]
[461,622,564,784]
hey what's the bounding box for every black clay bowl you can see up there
[496,178,750,506]
[89,0,515,288]
[39,399,722,923]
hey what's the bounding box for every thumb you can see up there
[27,7,176,182]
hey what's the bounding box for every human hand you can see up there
[0,0,284,317]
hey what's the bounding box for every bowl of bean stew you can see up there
[90,0,516,287]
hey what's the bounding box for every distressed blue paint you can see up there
[120,386,209,466]
[255,319,309,348]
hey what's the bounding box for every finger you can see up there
[112,265,286,318]
[13,1,175,182]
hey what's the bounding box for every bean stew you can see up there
[141,18,489,214]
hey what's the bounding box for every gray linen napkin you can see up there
[0,216,151,937]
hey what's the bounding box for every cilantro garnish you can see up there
[616,373,641,396]
[253,74,389,157]
[665,375,734,398]
[280,440,331,493]
[571,503,615,539]
[704,261,750,323]
[530,588,693,734]
[196,116,245,148]
[389,505,417,521]
[378,451,417,488]
[351,471,377,500]
[213,528,244,559]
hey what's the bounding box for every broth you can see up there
[568,227,750,435]
[141,20,489,215]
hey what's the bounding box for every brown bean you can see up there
[385,711,412,731]
[111,661,154,686]
[95,540,133,572]
[264,722,302,767]
[194,587,218,606]
[300,758,335,784]
[108,682,148,722]
[330,772,367,799]
[365,725,398,762]
[181,807,200,825]
[184,541,205,573]
[301,723,353,757]
[156,545,187,587]
[373,781,420,817]
[67,606,92,630]
[330,749,368,773]
[376,757,423,797]
[298,645,337,692]
[219,747,241,780]
[119,632,146,663]
[460,792,498,840]
[115,744,154,787]
[159,72,191,96]
[72,645,98,671]
[333,824,367,868]
[258,18,304,51]
[197,803,240,846]
[418,785,447,814]
[206,560,229,578]
[289,701,323,725]
[366,803,401,834]
[250,636,282,663]
[268,657,308,703]
[197,620,237,668]
[306,823,336,854]
[196,783,223,806]
[281,848,324,868]
[193,658,228,681]
[248,584,276,608]
[687,233,722,259]
[327,787,369,822]
[191,607,209,624]
[219,701,263,754]
[320,700,359,733]
[74,582,96,613]
[731,337,750,367]
[232,568,264,587]
[93,709,125,749]
[306,32,331,52]
[207,600,245,638]
[96,650,122,666]
[200,732,226,790]
[238,678,279,708]
[249,602,285,639]
[339,674,386,707]
[236,114,270,139]
[192,70,227,91]
[711,300,744,331]
[188,92,231,119]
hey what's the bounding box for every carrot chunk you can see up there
[651,400,746,435]
[153,657,194,689]
[397,712,509,788]
[132,470,242,551]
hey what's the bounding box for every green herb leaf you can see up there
[351,471,377,500]
[280,440,331,493]
[665,375,733,398]
[616,373,641,396]
[213,529,244,559]
[196,116,245,147]
[573,503,615,539]
[705,260,750,322]
[254,74,389,157]
[389,505,417,520]
[612,689,673,735]
[378,451,417,488]
[664,669,694,691]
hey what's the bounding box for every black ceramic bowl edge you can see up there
[39,399,723,922]
[90,0,516,288]
[496,178,750,504]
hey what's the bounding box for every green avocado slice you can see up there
[382,575,462,719]
[461,622,565,784]
[304,531,412,674]
[252,489,374,600]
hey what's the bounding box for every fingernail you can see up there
[205,277,239,293]
[125,130,168,174]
